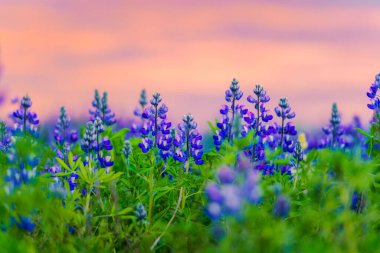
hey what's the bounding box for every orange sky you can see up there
[1,1,379,130]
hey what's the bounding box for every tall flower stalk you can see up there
[244,85,273,162]
[322,103,344,148]
[139,93,169,153]
[10,95,39,137]
[274,98,296,151]
[90,90,116,126]
[213,79,244,150]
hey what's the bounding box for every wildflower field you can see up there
[0,74,380,253]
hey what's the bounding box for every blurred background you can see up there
[0,0,379,131]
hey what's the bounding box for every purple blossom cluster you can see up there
[132,89,148,135]
[243,85,274,162]
[138,92,169,153]
[213,79,246,150]
[271,98,297,152]
[0,120,12,152]
[10,95,39,135]
[205,162,262,220]
[89,90,116,126]
[81,118,114,171]
[367,73,380,114]
[53,107,78,145]
[173,114,204,165]
[137,93,204,165]
[322,103,346,148]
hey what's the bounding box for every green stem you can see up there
[148,168,154,226]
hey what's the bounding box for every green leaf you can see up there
[111,128,130,141]
[56,158,71,172]
[234,131,254,150]
[356,128,372,138]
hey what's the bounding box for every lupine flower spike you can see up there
[173,113,204,165]
[90,90,116,126]
[54,106,78,145]
[274,98,297,152]
[138,93,170,154]
[10,95,39,136]
[213,79,246,150]
[122,140,133,161]
[0,120,12,152]
[322,103,344,148]
[244,84,273,162]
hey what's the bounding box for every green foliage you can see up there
[2,123,380,253]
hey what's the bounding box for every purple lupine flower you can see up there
[16,216,36,232]
[322,103,345,148]
[273,98,297,152]
[10,95,39,136]
[367,73,380,114]
[351,191,365,213]
[217,166,236,184]
[174,113,204,165]
[157,121,173,160]
[68,173,79,193]
[213,79,246,150]
[138,93,169,153]
[11,97,19,105]
[4,166,37,194]
[81,122,97,154]
[205,165,262,221]
[54,106,78,146]
[132,89,148,135]
[138,137,153,153]
[244,85,273,162]
[135,203,147,223]
[0,120,12,152]
[273,195,290,218]
[292,141,304,169]
[122,140,133,160]
[89,90,116,126]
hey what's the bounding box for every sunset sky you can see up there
[1,0,380,131]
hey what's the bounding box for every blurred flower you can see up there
[54,106,78,145]
[4,166,37,194]
[15,216,35,232]
[132,89,148,135]
[10,95,39,136]
[273,195,290,218]
[0,120,12,152]
[292,141,304,167]
[135,203,147,222]
[322,103,345,148]
[351,191,365,213]
[298,133,308,150]
[217,166,236,184]
[205,165,262,221]
[139,89,148,108]
[89,90,116,126]
[122,140,133,160]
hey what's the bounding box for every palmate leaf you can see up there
[56,158,72,172]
